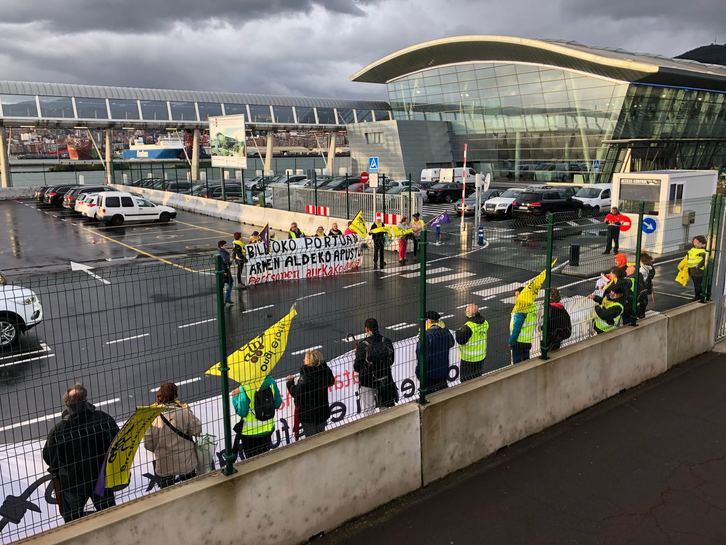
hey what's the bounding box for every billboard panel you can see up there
[209,114,247,169]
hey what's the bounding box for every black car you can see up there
[34,187,49,202]
[325,176,361,191]
[512,189,584,218]
[44,184,79,207]
[426,182,474,203]
[63,186,108,210]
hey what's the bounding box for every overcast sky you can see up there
[0,0,722,100]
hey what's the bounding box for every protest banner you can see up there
[244,234,362,285]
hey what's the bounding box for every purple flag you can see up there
[260,223,270,252]
[428,211,451,228]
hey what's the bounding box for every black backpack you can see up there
[364,336,394,377]
[251,387,276,421]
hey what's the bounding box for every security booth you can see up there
[613,170,717,255]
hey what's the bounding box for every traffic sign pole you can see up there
[460,143,468,232]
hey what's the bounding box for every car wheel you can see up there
[0,317,20,348]
[444,194,453,203]
[110,215,124,227]
[159,212,171,223]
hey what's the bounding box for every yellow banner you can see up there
[206,305,297,390]
[349,210,368,238]
[675,256,689,286]
[105,405,166,489]
[390,226,414,239]
[513,260,557,312]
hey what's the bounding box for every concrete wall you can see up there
[27,404,422,545]
[419,314,669,485]
[663,302,715,368]
[0,187,35,200]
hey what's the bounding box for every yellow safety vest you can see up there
[687,247,706,270]
[459,320,489,362]
[510,306,537,344]
[289,230,303,239]
[593,299,624,333]
[232,239,245,261]
[240,385,275,436]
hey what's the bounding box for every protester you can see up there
[343,221,354,235]
[602,266,632,325]
[249,230,261,244]
[603,207,623,254]
[286,349,335,437]
[42,383,119,523]
[686,235,707,300]
[455,304,489,381]
[315,226,325,237]
[624,263,647,325]
[370,219,386,269]
[589,285,626,334]
[329,223,343,237]
[143,383,202,489]
[289,222,304,239]
[397,215,410,265]
[217,240,233,306]
[231,376,282,459]
[509,286,537,363]
[543,288,572,351]
[416,311,455,392]
[232,232,246,289]
[638,252,655,318]
[353,318,397,416]
[411,213,425,257]
[614,252,628,274]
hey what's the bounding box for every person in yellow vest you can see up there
[455,304,489,381]
[231,376,282,459]
[289,222,304,239]
[687,235,707,300]
[232,232,247,288]
[249,231,261,244]
[509,287,537,363]
[411,213,426,258]
[589,285,625,334]
[315,226,325,237]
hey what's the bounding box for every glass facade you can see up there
[140,100,168,121]
[197,102,222,119]
[169,101,197,121]
[109,99,139,120]
[223,103,247,116]
[39,96,74,118]
[295,107,316,124]
[248,104,273,123]
[75,97,108,119]
[0,95,38,117]
[337,108,355,124]
[273,105,294,124]
[316,107,336,124]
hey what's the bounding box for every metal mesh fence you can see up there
[0,194,723,542]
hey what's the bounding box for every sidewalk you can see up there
[317,349,726,545]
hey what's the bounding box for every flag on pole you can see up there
[428,211,451,228]
[206,305,297,390]
[259,223,270,252]
[349,210,368,238]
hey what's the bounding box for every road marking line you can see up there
[567,221,579,227]
[291,345,323,356]
[297,291,326,301]
[392,323,417,330]
[654,291,694,300]
[243,304,275,314]
[0,353,55,368]
[105,333,150,345]
[446,277,499,290]
[150,377,202,392]
[178,318,216,329]
[343,281,367,289]
[342,333,367,342]
[456,304,468,309]
[553,260,570,272]
[401,267,450,278]
[0,343,51,361]
[174,220,232,236]
[386,322,407,329]
[473,282,522,298]
[589,218,600,224]
[427,272,476,284]
[378,272,401,279]
[0,398,119,432]
[558,276,600,290]
[440,314,454,320]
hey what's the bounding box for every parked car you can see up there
[512,189,584,218]
[44,185,79,207]
[96,192,177,226]
[345,182,368,193]
[78,194,102,219]
[540,184,582,198]
[483,188,524,218]
[138,177,164,188]
[266,174,308,188]
[34,187,49,202]
[572,183,612,213]
[427,182,474,203]
[149,180,193,193]
[0,273,43,348]
[252,188,274,207]
[325,176,361,191]
[196,183,243,200]
[385,184,426,198]
[456,189,502,216]
[63,186,108,210]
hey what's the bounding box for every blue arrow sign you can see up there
[642,218,657,234]
[368,157,380,172]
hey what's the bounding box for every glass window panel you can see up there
[356,109,373,122]
[494,64,517,77]
[39,96,74,118]
[249,104,272,123]
[75,97,108,119]
[273,105,294,124]
[317,107,336,124]
[518,82,543,96]
[140,100,168,120]
[296,107,316,124]
[224,103,247,115]
[197,102,222,120]
[437,65,457,75]
[169,101,197,121]
[109,98,139,120]
[337,108,355,124]
[373,110,391,121]
[439,72,459,85]
[516,70,542,85]
[1,95,38,117]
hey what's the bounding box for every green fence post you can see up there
[705,195,724,301]
[418,229,428,405]
[632,201,645,325]
[314,171,318,212]
[345,173,350,219]
[287,173,292,212]
[215,255,237,477]
[541,213,555,360]
[382,174,387,218]
[408,173,412,217]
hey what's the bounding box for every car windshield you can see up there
[500,190,521,198]
[430,183,451,189]
[575,188,602,198]
[518,193,543,202]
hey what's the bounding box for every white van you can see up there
[572,183,612,213]
[439,167,477,185]
[420,168,440,184]
[97,191,177,226]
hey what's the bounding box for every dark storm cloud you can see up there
[0,0,377,32]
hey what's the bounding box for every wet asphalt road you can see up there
[0,200,691,444]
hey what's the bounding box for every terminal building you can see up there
[348,35,726,183]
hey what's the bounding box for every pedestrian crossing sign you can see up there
[368,157,380,172]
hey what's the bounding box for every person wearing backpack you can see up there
[416,311,455,392]
[143,382,202,488]
[542,288,572,352]
[353,318,397,416]
[231,376,282,459]
[286,349,335,437]
[232,231,247,289]
[637,252,655,318]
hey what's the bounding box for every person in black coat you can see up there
[287,349,335,437]
[353,318,397,415]
[416,311,455,393]
[42,383,119,523]
[542,288,572,351]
